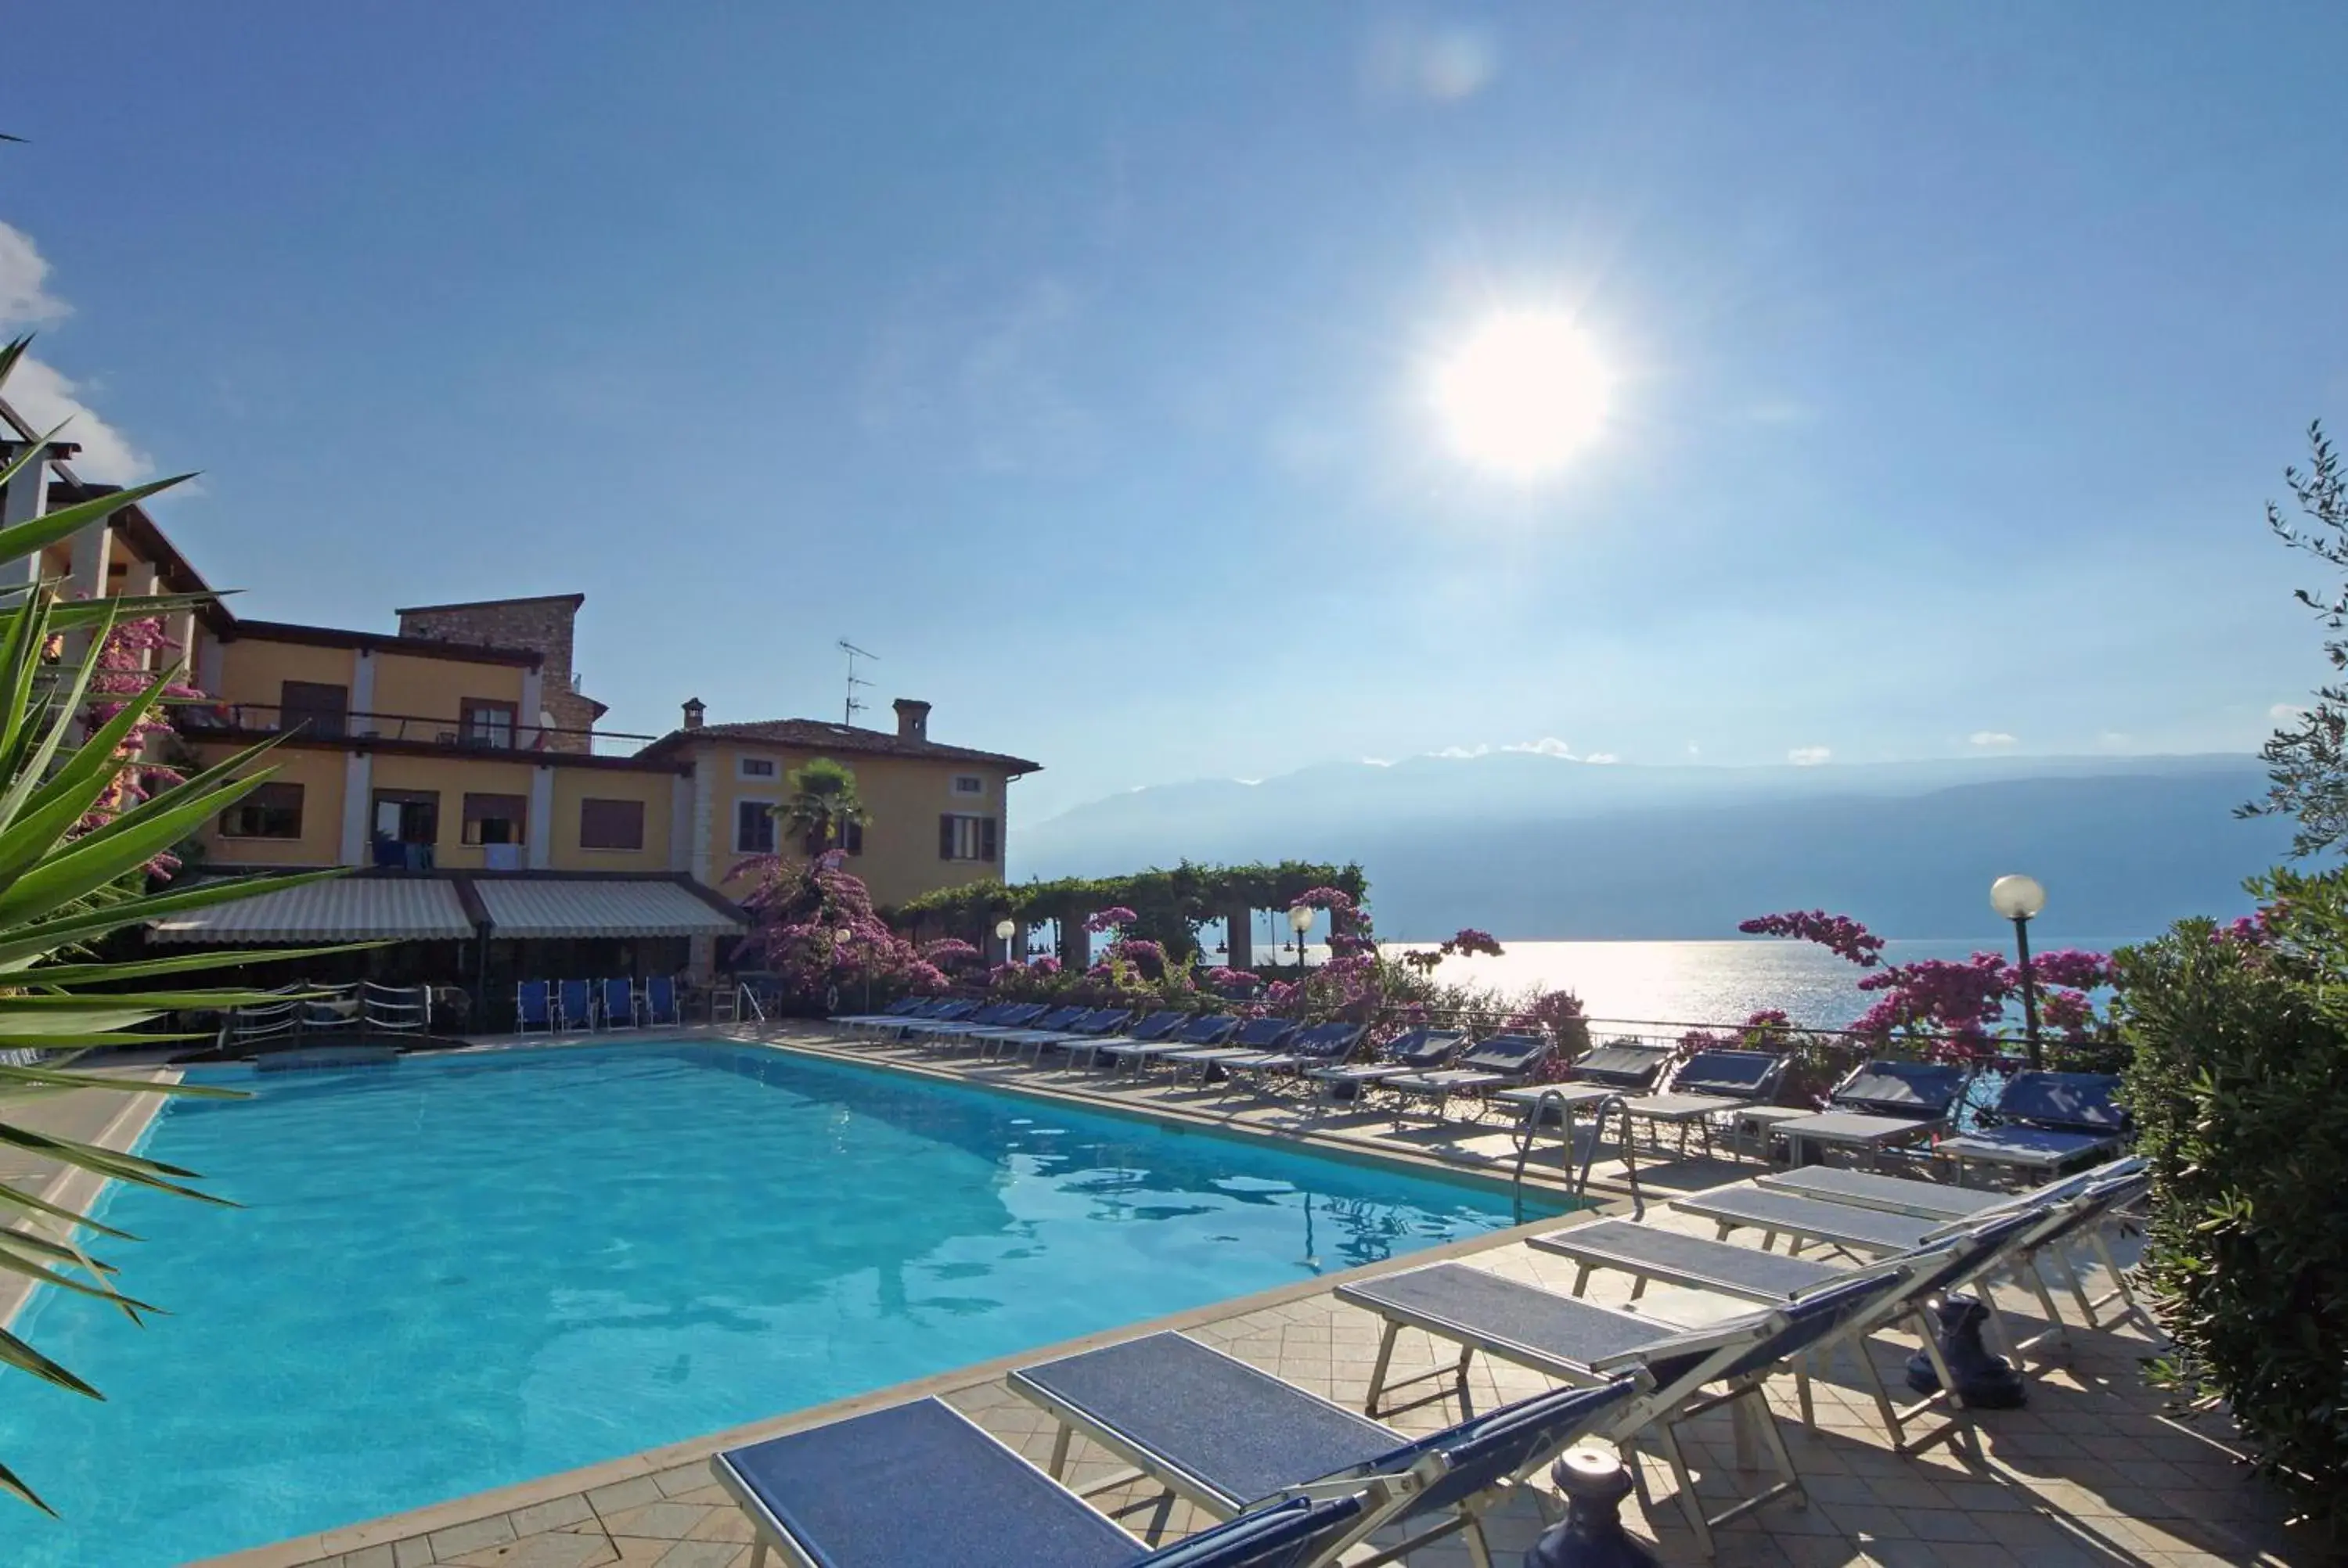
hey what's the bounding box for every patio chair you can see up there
[1381,1034,1551,1121]
[556,979,592,1033]
[1001,1008,1136,1066]
[710,1395,1377,1568]
[1304,1028,1462,1102]
[1161,1016,1297,1083]
[1097,1012,1240,1073]
[1615,1048,1789,1161]
[1769,1059,1973,1169]
[515,979,555,1034]
[1065,1009,1190,1071]
[1934,1070,2130,1183]
[1008,1331,1640,1568]
[1334,1258,1909,1555]
[643,974,682,1027]
[1492,1041,1676,1139]
[596,977,639,1030]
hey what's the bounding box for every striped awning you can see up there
[474,878,745,940]
[149,879,475,944]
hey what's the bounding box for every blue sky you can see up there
[5,3,2345,818]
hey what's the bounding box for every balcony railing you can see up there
[175,702,657,757]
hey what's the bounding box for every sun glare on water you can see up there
[1433,311,1612,478]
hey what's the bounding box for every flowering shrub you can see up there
[733,857,948,1011]
[920,937,983,971]
[81,615,202,878]
[1083,906,1139,934]
[1743,908,2120,1068]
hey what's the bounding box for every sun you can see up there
[1432,311,1612,477]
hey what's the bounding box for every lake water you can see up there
[1366,936,2151,1030]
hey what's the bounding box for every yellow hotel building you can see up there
[0,423,1041,1011]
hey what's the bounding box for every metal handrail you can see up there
[736,984,766,1024]
[1509,1088,1643,1221]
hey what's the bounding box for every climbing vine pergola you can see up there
[894,860,1370,965]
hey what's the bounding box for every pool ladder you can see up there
[1510,1089,1641,1224]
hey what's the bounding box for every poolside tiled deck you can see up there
[20,1033,2324,1567]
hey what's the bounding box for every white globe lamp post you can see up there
[1989,875,2047,1067]
[1287,905,1316,978]
[994,917,1017,964]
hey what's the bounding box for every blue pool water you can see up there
[0,1041,1554,1566]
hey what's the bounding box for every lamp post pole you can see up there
[1989,876,2048,1070]
[1288,906,1313,981]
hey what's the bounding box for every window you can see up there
[938,813,998,862]
[459,698,518,750]
[461,793,528,847]
[735,799,776,854]
[952,775,985,797]
[803,819,865,857]
[578,797,646,851]
[737,756,778,780]
[279,681,348,739]
[219,782,304,840]
[371,789,439,844]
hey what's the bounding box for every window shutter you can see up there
[981,817,999,862]
[939,815,955,859]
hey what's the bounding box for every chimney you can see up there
[682,697,706,731]
[893,698,931,741]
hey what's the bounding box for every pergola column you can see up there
[1223,904,1253,969]
[1057,919,1088,972]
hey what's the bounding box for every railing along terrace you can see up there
[175,701,658,756]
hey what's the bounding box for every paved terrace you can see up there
[8,1034,2322,1568]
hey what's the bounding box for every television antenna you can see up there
[838,638,877,726]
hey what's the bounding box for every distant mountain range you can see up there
[1014,753,2293,940]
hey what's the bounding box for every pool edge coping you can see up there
[0,1065,179,1334]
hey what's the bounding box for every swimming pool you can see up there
[0,1040,1561,1566]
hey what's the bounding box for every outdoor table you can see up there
[1768,1109,1939,1170]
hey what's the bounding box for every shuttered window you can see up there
[938,814,998,862]
[461,793,528,847]
[219,782,304,840]
[578,797,645,851]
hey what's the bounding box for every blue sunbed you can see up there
[1615,1048,1789,1159]
[945,1003,1080,1057]
[597,976,638,1029]
[1935,1070,2130,1181]
[1010,1331,1640,1566]
[1493,1041,1676,1134]
[999,1008,1136,1066]
[1099,1013,1239,1071]
[556,979,592,1033]
[1215,1022,1367,1091]
[643,974,682,1027]
[516,979,554,1034]
[711,1397,1374,1568]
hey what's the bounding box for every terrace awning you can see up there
[473,878,745,940]
[148,878,475,944]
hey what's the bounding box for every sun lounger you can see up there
[1757,1164,2055,1220]
[1934,1070,2130,1181]
[958,1003,1086,1058]
[1305,1028,1463,1101]
[1492,1041,1676,1139]
[516,979,554,1034]
[1614,1048,1787,1159]
[595,977,639,1030]
[1214,1023,1368,1093]
[1382,1034,1551,1120]
[872,998,977,1040]
[918,1002,1056,1051]
[1529,1204,2058,1457]
[1009,1330,1640,1566]
[1334,1258,1908,1553]
[1673,1160,2149,1354]
[1066,1010,1189,1071]
[902,1002,1032,1045]
[710,1395,1377,1568]
[994,1008,1136,1065]
[1098,1013,1239,1072]
[643,974,682,1027]
[830,996,930,1030]
[1770,1059,1972,1169]
[1161,1017,1297,1083]
[556,979,592,1033]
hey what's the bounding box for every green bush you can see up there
[2113,871,2348,1525]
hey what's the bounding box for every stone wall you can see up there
[397,596,600,754]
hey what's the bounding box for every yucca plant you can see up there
[0,336,350,1511]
